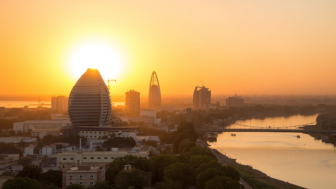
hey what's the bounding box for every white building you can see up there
[40,143,71,156]
[13,119,71,134]
[0,137,36,144]
[57,146,150,169]
[24,145,35,155]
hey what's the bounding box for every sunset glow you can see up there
[68,42,123,80]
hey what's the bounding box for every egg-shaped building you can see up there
[68,68,111,127]
[148,71,161,107]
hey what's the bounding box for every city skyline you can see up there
[1,0,336,96]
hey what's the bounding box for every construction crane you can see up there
[107,78,116,91]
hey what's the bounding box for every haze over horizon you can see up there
[1,0,336,97]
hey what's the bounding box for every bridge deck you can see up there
[196,129,336,133]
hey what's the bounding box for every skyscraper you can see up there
[193,86,211,109]
[68,68,111,127]
[125,90,140,114]
[148,71,161,107]
[51,95,68,112]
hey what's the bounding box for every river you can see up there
[210,114,336,189]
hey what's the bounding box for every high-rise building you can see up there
[148,71,161,107]
[68,68,111,127]
[193,86,211,109]
[125,90,140,113]
[226,95,244,108]
[51,95,68,112]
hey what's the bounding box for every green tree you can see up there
[90,181,111,189]
[204,176,240,189]
[16,165,43,181]
[95,146,104,151]
[189,155,214,169]
[115,169,151,189]
[105,155,150,185]
[65,184,85,189]
[196,168,224,189]
[196,160,222,175]
[18,156,32,166]
[149,154,177,184]
[221,166,240,181]
[2,177,42,189]
[41,170,62,188]
[163,162,195,187]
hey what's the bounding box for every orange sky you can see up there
[1,0,336,98]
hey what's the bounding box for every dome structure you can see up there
[68,68,111,127]
[148,71,161,107]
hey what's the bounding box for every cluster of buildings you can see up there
[192,86,245,110]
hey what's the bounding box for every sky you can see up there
[1,0,336,98]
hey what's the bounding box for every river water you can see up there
[210,114,336,189]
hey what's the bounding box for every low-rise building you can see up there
[31,126,61,138]
[0,154,19,161]
[40,143,71,156]
[0,137,36,144]
[24,145,35,155]
[13,119,70,134]
[57,146,150,169]
[62,165,105,189]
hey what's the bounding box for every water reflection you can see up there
[211,114,336,189]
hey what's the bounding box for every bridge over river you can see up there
[196,128,336,134]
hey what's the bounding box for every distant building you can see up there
[57,146,150,169]
[148,71,161,107]
[125,90,140,114]
[62,165,106,189]
[68,68,111,127]
[226,95,244,108]
[193,86,211,109]
[51,95,68,112]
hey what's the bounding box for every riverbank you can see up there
[302,125,336,147]
[199,138,306,189]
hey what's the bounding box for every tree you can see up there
[115,169,151,189]
[204,176,240,189]
[18,156,32,166]
[41,170,62,188]
[91,181,111,189]
[142,139,158,148]
[16,165,43,181]
[221,166,240,181]
[149,154,177,184]
[189,155,214,169]
[66,184,85,189]
[196,168,224,189]
[2,177,42,189]
[95,146,104,151]
[105,155,150,185]
[164,162,195,187]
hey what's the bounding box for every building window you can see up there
[83,157,87,159]
[97,157,101,159]
[91,157,94,159]
[63,158,66,160]
[79,175,83,179]
[90,175,94,179]
[69,182,73,185]
[90,181,94,185]
[111,157,114,159]
[70,158,74,160]
[69,175,73,179]
[104,157,107,159]
[79,182,83,185]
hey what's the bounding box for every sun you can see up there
[68,41,123,80]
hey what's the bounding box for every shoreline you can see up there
[199,138,306,189]
[301,125,336,147]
